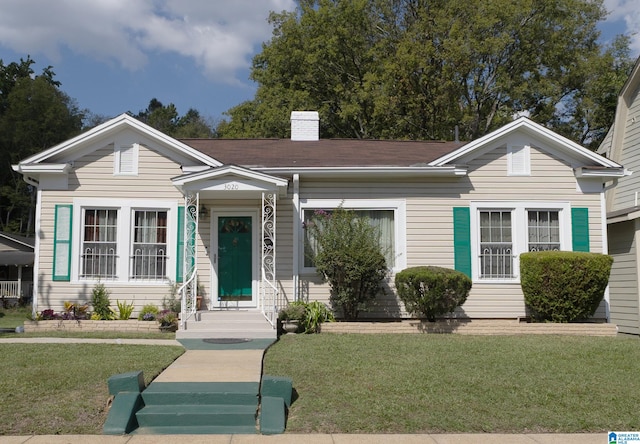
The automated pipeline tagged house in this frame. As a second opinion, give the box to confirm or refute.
[598,57,640,335]
[12,111,624,329]
[0,231,34,307]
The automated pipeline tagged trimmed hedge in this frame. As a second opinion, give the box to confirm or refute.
[395,266,471,321]
[520,251,613,322]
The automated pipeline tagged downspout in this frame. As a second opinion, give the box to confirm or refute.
[32,188,42,319]
[293,174,300,302]
[601,191,610,322]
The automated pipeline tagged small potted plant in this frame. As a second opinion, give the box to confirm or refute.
[278,304,306,333]
[157,309,179,332]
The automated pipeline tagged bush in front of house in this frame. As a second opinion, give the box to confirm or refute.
[520,251,613,322]
[138,304,160,321]
[395,266,471,321]
[91,282,114,320]
[306,207,388,320]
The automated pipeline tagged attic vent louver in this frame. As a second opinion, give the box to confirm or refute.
[291,111,319,141]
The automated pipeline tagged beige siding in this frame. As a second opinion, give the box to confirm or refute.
[608,220,640,334]
[36,143,188,315]
[611,84,640,213]
[293,144,606,319]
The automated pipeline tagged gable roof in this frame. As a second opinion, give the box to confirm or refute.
[430,117,622,170]
[16,113,221,169]
[181,138,464,168]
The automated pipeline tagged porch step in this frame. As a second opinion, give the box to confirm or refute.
[177,310,276,340]
[132,381,259,435]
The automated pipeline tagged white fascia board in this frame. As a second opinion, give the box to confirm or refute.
[172,164,289,187]
[19,113,221,168]
[254,166,467,178]
[13,163,72,174]
[430,117,622,169]
[573,167,630,179]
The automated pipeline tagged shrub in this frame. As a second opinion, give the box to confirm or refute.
[115,300,135,320]
[395,266,471,321]
[520,251,613,322]
[162,280,181,313]
[306,207,388,319]
[91,282,114,320]
[62,301,89,320]
[138,304,160,321]
[279,301,335,333]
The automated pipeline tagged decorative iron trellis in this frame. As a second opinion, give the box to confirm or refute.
[179,192,198,329]
[261,192,279,326]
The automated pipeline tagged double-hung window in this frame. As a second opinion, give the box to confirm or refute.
[300,199,406,272]
[471,202,569,282]
[131,210,168,280]
[81,209,118,279]
[71,199,177,283]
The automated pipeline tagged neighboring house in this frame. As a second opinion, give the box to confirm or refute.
[598,57,640,334]
[0,231,34,306]
[13,112,623,327]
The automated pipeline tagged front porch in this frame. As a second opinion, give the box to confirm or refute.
[172,165,289,336]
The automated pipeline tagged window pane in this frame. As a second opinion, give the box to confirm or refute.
[81,209,118,278]
[479,210,513,278]
[528,210,560,252]
[131,210,168,280]
[303,208,395,268]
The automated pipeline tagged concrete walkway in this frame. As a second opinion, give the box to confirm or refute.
[0,433,610,443]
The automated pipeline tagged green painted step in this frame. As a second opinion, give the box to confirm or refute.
[132,425,258,435]
[136,404,257,428]
[142,382,259,406]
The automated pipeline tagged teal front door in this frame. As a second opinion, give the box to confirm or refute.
[217,216,253,301]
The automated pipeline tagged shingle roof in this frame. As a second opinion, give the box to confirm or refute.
[180,139,465,168]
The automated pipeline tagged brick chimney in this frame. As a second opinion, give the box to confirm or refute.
[290,111,319,141]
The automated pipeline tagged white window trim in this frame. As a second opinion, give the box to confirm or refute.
[299,199,406,274]
[507,144,531,176]
[71,198,178,284]
[114,143,139,176]
[470,201,571,284]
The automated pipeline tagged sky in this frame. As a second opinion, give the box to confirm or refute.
[0,0,638,126]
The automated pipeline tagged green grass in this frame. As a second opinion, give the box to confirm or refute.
[0,305,31,329]
[0,343,184,435]
[263,334,640,433]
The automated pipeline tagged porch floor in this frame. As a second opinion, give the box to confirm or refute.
[176,309,277,340]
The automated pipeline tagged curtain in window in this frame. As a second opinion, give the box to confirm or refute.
[303,209,395,268]
[528,210,560,251]
[81,209,118,278]
[479,210,513,278]
[132,210,168,280]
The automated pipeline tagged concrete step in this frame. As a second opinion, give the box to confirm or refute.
[133,425,258,435]
[142,382,259,406]
[136,404,257,428]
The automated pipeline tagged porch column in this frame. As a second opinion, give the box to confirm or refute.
[261,191,279,326]
[180,191,199,328]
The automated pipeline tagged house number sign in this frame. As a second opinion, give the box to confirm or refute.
[224,182,240,190]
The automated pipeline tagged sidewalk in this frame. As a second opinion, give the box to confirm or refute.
[0,433,608,443]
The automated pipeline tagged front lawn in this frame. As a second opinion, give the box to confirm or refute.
[0,343,183,435]
[263,334,640,433]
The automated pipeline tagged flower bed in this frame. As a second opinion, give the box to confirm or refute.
[23,319,162,333]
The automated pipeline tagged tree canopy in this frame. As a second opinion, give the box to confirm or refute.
[218,0,633,147]
[0,56,84,234]
[135,99,217,138]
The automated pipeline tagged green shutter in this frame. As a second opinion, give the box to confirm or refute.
[453,207,472,278]
[176,206,185,282]
[571,207,590,252]
[53,204,73,281]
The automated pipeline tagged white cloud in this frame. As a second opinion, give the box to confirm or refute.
[603,0,640,55]
[0,0,295,84]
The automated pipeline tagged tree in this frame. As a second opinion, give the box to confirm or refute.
[0,59,84,234]
[135,99,216,138]
[218,0,631,146]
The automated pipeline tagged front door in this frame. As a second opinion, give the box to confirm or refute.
[213,212,257,307]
